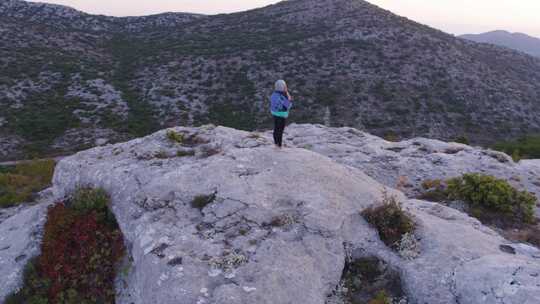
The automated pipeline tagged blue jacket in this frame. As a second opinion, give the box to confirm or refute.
[270,91,292,118]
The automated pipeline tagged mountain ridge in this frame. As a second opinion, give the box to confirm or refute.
[460,30,540,58]
[0,0,205,32]
[2,0,540,161]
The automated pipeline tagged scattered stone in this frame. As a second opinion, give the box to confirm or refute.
[499,244,517,255]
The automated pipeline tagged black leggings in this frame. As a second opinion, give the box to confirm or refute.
[273,116,286,147]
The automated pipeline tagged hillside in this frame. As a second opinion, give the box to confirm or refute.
[2,0,540,161]
[1,124,540,303]
[461,30,540,58]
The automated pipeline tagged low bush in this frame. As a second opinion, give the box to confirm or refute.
[9,88,80,147]
[5,188,125,304]
[369,291,391,304]
[454,135,470,145]
[166,130,184,143]
[0,165,14,174]
[447,173,536,225]
[418,179,447,202]
[362,192,415,249]
[493,135,540,161]
[383,132,400,142]
[0,159,55,208]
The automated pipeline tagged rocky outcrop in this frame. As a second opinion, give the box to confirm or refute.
[284,124,540,209]
[0,191,54,301]
[1,124,540,303]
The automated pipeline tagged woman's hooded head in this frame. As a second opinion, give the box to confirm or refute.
[275,80,287,92]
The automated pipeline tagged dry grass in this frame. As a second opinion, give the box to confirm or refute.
[0,159,55,208]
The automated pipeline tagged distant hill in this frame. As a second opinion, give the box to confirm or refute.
[2,0,540,161]
[460,30,540,57]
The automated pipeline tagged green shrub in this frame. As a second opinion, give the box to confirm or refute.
[454,135,470,145]
[70,187,110,210]
[383,132,400,142]
[166,130,184,143]
[361,192,415,249]
[7,84,80,154]
[0,165,14,174]
[0,159,55,208]
[369,290,392,304]
[447,173,536,224]
[493,135,540,161]
[7,188,125,303]
[418,179,448,202]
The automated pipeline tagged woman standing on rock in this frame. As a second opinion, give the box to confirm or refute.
[270,80,293,148]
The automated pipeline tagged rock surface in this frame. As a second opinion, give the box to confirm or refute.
[1,124,539,303]
[0,191,54,302]
[283,124,540,215]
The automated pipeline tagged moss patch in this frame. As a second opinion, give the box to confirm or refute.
[191,193,217,210]
[6,188,125,303]
[333,256,405,304]
[176,149,196,157]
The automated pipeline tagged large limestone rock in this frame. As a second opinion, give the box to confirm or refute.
[1,124,539,303]
[283,124,540,214]
[0,192,53,302]
[51,125,392,303]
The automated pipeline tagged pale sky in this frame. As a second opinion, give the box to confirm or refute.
[28,0,540,37]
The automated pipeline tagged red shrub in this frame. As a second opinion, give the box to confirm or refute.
[38,202,125,302]
[3,188,126,303]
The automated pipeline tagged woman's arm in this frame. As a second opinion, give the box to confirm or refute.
[281,94,292,110]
